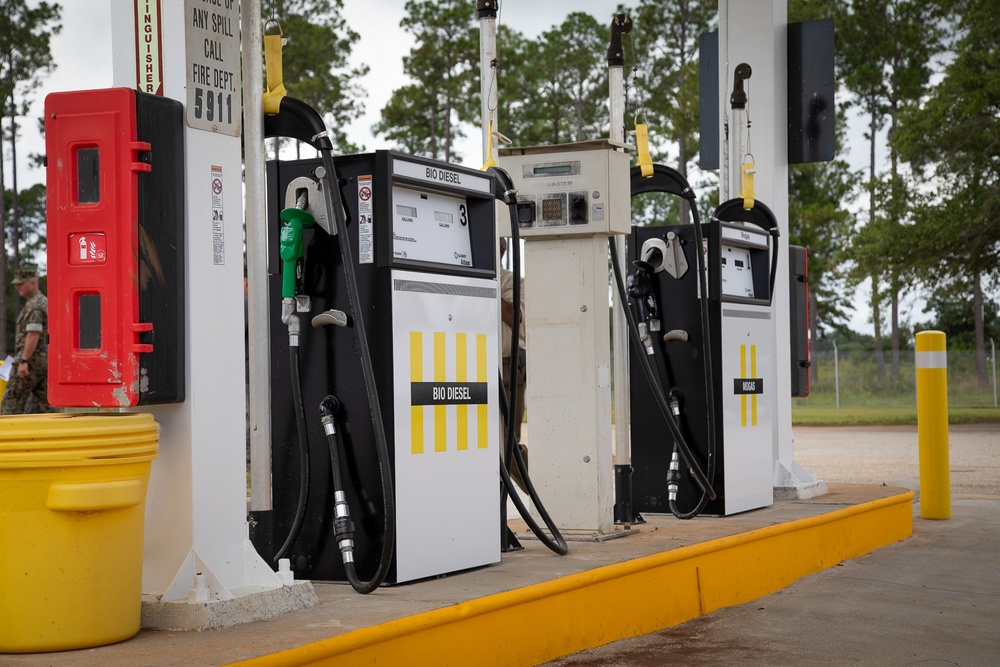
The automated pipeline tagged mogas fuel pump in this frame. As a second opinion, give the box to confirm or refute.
[252,150,502,585]
[627,186,780,516]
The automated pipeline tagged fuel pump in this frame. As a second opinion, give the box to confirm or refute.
[627,185,779,517]
[250,95,505,587]
[612,165,718,520]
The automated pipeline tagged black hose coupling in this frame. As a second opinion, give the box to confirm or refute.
[667,451,681,502]
[319,395,341,434]
[333,490,357,565]
[486,166,518,205]
[668,388,683,417]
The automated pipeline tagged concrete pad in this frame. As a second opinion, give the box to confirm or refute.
[543,497,1000,667]
[2,484,911,666]
[141,581,320,632]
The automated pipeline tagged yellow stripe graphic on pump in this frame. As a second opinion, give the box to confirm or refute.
[409,331,491,454]
[739,344,760,427]
[434,333,447,452]
[477,334,488,449]
[410,331,424,454]
[456,334,468,451]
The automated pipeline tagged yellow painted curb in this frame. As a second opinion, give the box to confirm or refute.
[234,491,914,667]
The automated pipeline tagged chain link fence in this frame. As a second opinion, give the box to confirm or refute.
[794,346,999,409]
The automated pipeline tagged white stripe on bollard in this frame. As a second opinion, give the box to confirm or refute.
[915,351,947,369]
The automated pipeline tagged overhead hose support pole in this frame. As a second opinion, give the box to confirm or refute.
[266,95,396,593]
[477,0,499,169]
[607,11,641,526]
[729,63,752,208]
[489,165,568,556]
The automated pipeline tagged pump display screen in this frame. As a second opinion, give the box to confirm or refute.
[391,186,473,268]
[533,164,574,176]
[721,245,756,298]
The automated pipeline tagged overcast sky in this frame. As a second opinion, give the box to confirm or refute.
[20,0,903,332]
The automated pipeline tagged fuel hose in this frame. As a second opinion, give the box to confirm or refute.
[489,165,568,556]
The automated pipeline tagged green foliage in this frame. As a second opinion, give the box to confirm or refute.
[920,280,1000,351]
[835,0,949,373]
[893,0,1000,287]
[373,0,479,162]
[788,150,859,333]
[0,0,62,356]
[2,182,44,350]
[0,0,62,117]
[3,183,44,263]
[268,0,368,153]
[630,191,680,227]
[631,0,714,173]
[791,406,1000,425]
[505,13,610,146]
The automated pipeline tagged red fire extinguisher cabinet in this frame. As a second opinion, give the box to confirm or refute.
[45,88,185,407]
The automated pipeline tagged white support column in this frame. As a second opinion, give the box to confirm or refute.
[111,0,316,627]
[718,0,826,498]
[524,237,615,533]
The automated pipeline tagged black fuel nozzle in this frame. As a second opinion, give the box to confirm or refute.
[627,260,661,355]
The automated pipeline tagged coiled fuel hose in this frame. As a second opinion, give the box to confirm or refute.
[489,166,568,556]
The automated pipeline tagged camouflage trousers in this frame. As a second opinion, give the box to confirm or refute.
[1,359,52,415]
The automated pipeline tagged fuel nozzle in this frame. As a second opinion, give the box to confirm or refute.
[279,207,315,347]
[626,259,661,355]
[279,207,315,299]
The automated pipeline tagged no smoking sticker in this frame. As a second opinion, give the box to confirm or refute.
[212,165,225,265]
[358,175,374,264]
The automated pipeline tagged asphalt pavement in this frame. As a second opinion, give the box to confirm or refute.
[544,424,1000,667]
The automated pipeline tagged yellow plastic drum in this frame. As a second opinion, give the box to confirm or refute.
[0,413,159,653]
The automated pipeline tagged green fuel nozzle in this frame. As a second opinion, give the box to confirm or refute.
[279,207,316,298]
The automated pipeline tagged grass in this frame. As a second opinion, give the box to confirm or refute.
[792,406,1000,426]
[790,349,999,425]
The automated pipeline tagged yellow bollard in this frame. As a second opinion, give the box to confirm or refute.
[915,330,950,519]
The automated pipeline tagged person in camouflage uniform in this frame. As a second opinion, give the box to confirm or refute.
[2,268,52,414]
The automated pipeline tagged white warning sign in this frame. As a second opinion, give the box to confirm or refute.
[358,174,374,264]
[211,164,225,265]
[185,0,242,136]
